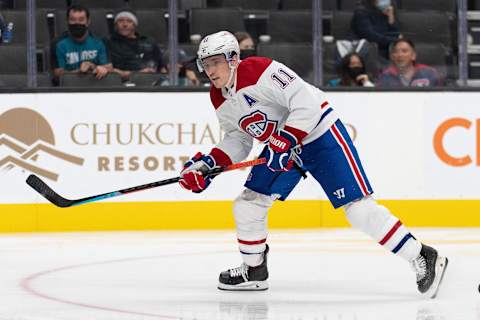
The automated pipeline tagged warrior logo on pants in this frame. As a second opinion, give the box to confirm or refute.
[333,188,345,199]
[239,111,277,142]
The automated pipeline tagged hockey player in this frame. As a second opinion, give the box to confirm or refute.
[178,31,448,298]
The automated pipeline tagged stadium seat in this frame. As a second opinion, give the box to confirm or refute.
[69,0,127,9]
[282,0,337,11]
[135,10,168,44]
[36,9,56,45]
[221,0,279,10]
[127,0,169,9]
[13,0,68,9]
[267,11,312,42]
[190,8,245,38]
[129,72,167,86]
[0,73,52,87]
[471,0,480,10]
[414,43,449,67]
[55,9,111,39]
[37,73,53,86]
[60,73,123,87]
[0,45,27,73]
[399,0,456,12]
[339,0,361,11]
[257,43,312,78]
[331,10,354,40]
[128,0,205,10]
[179,0,206,10]
[414,42,450,79]
[397,11,452,47]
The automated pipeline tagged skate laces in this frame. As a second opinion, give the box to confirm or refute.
[229,263,249,281]
[411,254,427,282]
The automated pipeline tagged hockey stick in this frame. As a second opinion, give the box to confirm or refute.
[26,158,266,208]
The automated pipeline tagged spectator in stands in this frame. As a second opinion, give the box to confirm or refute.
[107,9,164,82]
[234,31,256,59]
[351,0,400,60]
[377,38,443,87]
[328,52,374,87]
[159,49,200,86]
[52,4,111,80]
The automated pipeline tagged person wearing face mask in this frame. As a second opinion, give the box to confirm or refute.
[377,38,443,87]
[51,4,112,82]
[234,32,257,60]
[351,0,400,61]
[328,52,374,87]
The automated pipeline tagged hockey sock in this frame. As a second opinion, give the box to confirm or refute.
[344,196,421,261]
[233,189,273,266]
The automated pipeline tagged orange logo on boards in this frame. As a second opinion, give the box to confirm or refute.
[433,117,480,167]
[0,108,84,181]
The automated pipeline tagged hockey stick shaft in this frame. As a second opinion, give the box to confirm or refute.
[26,158,266,208]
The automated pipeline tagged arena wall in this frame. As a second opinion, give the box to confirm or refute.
[1,91,479,232]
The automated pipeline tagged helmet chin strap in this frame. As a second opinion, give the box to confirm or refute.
[222,53,238,89]
[224,63,236,88]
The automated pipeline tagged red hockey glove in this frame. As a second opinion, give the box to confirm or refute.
[179,153,216,193]
[179,148,232,193]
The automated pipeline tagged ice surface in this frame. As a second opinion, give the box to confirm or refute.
[0,228,478,320]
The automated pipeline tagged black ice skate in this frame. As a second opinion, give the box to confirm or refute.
[218,244,269,291]
[411,244,448,299]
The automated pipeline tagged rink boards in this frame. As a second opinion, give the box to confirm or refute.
[0,91,479,232]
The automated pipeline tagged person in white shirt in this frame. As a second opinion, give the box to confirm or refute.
[178,31,447,297]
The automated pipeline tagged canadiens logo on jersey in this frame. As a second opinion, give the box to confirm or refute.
[239,110,277,142]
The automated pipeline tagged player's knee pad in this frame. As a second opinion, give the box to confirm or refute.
[344,196,398,242]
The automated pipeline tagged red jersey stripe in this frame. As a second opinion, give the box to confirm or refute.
[331,124,369,195]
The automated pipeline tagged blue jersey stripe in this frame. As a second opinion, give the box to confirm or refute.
[318,107,333,125]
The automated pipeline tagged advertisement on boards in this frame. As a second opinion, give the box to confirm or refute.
[1,91,480,204]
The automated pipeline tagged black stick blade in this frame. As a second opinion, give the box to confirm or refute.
[26,174,73,208]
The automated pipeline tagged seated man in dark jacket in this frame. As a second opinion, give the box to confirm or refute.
[107,9,163,81]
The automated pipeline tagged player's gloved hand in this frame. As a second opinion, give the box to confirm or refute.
[179,152,217,193]
[265,129,302,172]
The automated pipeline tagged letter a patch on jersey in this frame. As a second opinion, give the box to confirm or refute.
[243,94,257,107]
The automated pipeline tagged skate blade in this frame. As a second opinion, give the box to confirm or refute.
[423,256,448,299]
[218,280,269,291]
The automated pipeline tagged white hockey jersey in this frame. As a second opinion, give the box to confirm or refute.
[209,57,339,165]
